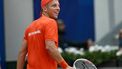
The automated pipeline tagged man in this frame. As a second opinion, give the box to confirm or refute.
[116,29,122,56]
[17,0,74,69]
[57,19,67,50]
[0,53,1,69]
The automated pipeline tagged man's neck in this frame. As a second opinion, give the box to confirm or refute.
[42,12,49,17]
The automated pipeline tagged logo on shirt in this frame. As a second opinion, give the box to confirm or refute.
[28,30,41,36]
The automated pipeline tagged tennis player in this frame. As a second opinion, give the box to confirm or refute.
[17,0,74,69]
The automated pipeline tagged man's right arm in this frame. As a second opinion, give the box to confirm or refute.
[45,40,74,69]
[17,39,27,69]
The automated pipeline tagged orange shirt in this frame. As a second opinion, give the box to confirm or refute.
[24,15,58,69]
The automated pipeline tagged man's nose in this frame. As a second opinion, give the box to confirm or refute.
[56,6,60,11]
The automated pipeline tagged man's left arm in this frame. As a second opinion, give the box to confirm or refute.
[17,39,27,69]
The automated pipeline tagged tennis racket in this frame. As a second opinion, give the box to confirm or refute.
[73,58,97,69]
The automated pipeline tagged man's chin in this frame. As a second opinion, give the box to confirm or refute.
[50,16,58,20]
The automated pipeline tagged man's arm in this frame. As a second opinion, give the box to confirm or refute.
[17,39,27,69]
[45,40,74,69]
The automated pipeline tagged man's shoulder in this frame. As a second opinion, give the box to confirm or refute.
[41,16,57,24]
[24,19,38,31]
[26,16,57,29]
[28,18,43,27]
[31,16,56,25]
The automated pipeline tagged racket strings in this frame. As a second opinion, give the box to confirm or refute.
[75,60,86,69]
[74,60,97,69]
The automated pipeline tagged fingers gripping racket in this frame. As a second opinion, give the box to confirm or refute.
[73,58,97,69]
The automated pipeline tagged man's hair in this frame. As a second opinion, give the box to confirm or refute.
[41,0,52,8]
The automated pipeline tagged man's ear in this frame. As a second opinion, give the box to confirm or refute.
[42,7,48,12]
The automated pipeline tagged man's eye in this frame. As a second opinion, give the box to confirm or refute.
[52,4,57,7]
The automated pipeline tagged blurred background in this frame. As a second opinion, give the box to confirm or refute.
[0,0,122,69]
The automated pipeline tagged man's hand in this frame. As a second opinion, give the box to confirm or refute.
[66,66,75,69]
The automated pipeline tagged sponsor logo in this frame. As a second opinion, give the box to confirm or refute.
[28,30,41,36]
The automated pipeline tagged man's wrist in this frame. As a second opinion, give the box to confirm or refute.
[59,59,69,69]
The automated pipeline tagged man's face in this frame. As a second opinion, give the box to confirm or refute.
[46,0,60,19]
